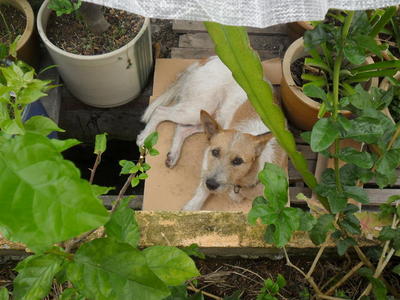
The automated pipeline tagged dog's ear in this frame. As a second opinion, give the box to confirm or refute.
[200,110,221,140]
[254,132,273,155]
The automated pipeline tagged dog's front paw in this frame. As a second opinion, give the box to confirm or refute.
[182,202,200,211]
[165,152,178,169]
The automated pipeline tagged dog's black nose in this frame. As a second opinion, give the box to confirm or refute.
[206,178,220,190]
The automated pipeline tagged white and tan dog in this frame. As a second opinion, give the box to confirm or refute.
[137,56,286,210]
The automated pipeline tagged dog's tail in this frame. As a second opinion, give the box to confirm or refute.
[141,63,198,123]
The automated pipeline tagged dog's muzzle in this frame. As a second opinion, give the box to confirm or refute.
[205,178,220,190]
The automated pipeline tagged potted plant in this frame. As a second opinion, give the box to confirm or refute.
[281,10,399,130]
[0,0,38,67]
[37,0,153,107]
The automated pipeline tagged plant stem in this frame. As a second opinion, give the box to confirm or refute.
[187,284,222,300]
[325,261,364,296]
[307,244,326,278]
[0,7,11,40]
[89,153,102,184]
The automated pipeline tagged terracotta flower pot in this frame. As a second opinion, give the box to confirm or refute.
[287,21,313,40]
[37,0,153,108]
[281,37,379,131]
[0,0,38,67]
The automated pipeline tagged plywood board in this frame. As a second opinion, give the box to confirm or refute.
[143,58,286,211]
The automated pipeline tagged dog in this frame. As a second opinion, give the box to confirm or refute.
[137,56,286,210]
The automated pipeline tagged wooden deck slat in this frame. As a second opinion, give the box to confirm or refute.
[172,20,289,35]
[171,47,284,60]
[179,33,290,53]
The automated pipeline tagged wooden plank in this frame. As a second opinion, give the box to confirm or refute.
[289,160,317,182]
[179,33,290,53]
[171,47,283,60]
[173,20,289,35]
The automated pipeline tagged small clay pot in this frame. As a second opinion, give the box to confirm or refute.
[287,21,313,41]
[281,37,379,131]
[0,0,38,67]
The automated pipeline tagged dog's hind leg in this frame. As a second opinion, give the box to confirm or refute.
[166,124,203,168]
[137,105,206,146]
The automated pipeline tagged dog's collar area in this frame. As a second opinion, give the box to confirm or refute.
[233,180,260,193]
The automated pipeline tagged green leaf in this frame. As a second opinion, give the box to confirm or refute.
[24,116,64,136]
[258,163,288,209]
[119,160,138,175]
[59,288,85,300]
[344,41,366,65]
[247,197,269,225]
[309,214,335,245]
[94,133,107,154]
[143,246,199,286]
[138,173,148,180]
[149,148,160,156]
[304,25,330,49]
[343,185,369,204]
[303,84,327,101]
[0,288,9,300]
[353,35,385,58]
[1,119,25,135]
[144,132,159,149]
[300,131,311,144]
[336,237,357,256]
[376,149,400,176]
[392,265,400,275]
[181,244,205,259]
[67,238,170,300]
[105,197,140,248]
[310,118,339,152]
[276,274,286,289]
[337,147,373,169]
[0,133,109,252]
[131,177,140,187]
[298,210,316,231]
[204,22,320,207]
[14,253,65,300]
[50,138,81,152]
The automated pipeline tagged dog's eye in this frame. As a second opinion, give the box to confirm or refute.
[211,148,220,157]
[232,157,244,166]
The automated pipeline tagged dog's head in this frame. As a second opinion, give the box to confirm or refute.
[200,110,272,193]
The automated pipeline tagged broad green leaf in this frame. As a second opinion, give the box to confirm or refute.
[350,11,371,35]
[149,148,160,156]
[143,246,199,286]
[18,80,51,104]
[204,22,321,207]
[0,133,109,252]
[119,160,139,175]
[303,25,330,49]
[14,253,65,300]
[303,84,327,101]
[371,277,387,300]
[298,210,316,231]
[144,132,159,149]
[337,147,373,169]
[247,196,269,225]
[94,133,107,154]
[24,116,64,136]
[336,237,357,256]
[310,118,339,152]
[343,185,369,204]
[105,197,140,248]
[50,138,81,152]
[258,163,288,208]
[353,35,385,58]
[67,238,170,300]
[59,288,85,300]
[181,243,205,259]
[0,288,8,300]
[131,177,140,187]
[309,214,335,245]
[344,42,365,65]
[276,274,286,289]
[375,149,400,176]
[1,119,25,135]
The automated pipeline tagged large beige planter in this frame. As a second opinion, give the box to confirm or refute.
[281,37,379,131]
[37,0,153,108]
[1,0,38,67]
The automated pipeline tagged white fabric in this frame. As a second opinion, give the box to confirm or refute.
[84,0,400,28]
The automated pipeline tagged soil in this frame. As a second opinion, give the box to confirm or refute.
[46,7,145,55]
[0,4,26,45]
[290,57,307,88]
[1,253,399,299]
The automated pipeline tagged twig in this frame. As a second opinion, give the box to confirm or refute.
[187,284,222,300]
[89,153,102,184]
[223,263,265,281]
[307,244,326,278]
[325,262,364,296]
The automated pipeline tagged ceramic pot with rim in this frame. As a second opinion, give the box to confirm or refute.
[0,0,38,67]
[280,37,379,131]
[37,0,153,108]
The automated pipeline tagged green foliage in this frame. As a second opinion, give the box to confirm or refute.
[94,132,108,154]
[256,274,286,300]
[163,285,204,300]
[248,163,315,247]
[104,197,140,248]
[181,243,205,259]
[0,132,109,252]
[0,288,9,300]
[13,252,66,300]
[48,0,81,16]
[358,267,387,300]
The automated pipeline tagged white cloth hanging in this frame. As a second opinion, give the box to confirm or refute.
[83,0,400,28]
